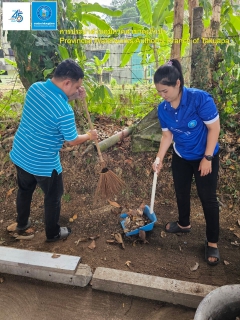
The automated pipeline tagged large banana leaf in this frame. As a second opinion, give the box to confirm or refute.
[120,42,141,67]
[229,15,240,31]
[152,0,171,27]
[81,13,113,30]
[58,45,70,60]
[136,0,152,26]
[81,3,122,17]
[101,49,110,65]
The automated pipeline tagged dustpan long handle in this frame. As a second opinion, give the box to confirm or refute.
[150,172,158,214]
[82,98,104,164]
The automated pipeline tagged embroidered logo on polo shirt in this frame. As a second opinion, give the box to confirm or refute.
[188,120,197,128]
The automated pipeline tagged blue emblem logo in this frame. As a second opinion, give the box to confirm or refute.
[37,6,52,21]
[32,2,57,30]
[188,120,197,128]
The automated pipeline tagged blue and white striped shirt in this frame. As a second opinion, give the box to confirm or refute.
[10,79,78,176]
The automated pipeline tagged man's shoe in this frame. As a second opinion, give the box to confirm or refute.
[16,219,31,232]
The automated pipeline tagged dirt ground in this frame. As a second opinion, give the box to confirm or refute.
[0,115,240,288]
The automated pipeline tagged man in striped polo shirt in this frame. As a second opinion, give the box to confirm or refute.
[10,59,97,242]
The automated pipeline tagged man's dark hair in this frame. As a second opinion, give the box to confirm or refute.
[154,59,184,92]
[53,59,84,81]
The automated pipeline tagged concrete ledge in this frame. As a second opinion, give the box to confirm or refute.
[92,267,218,308]
[0,247,92,287]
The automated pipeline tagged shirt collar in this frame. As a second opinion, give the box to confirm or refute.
[45,79,68,101]
[164,86,187,110]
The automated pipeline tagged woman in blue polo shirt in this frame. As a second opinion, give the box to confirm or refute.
[153,59,220,266]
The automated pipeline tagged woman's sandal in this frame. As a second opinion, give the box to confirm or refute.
[205,240,220,266]
[46,227,72,242]
[165,221,191,233]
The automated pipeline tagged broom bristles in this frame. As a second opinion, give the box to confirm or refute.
[94,169,125,200]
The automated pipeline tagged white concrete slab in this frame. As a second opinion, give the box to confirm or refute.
[0,247,80,274]
[92,267,218,309]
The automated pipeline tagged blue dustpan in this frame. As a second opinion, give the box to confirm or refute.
[120,168,158,236]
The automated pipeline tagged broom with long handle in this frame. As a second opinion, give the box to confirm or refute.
[82,98,125,200]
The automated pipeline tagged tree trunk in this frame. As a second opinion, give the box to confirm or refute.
[171,0,184,60]
[186,0,199,86]
[190,7,205,88]
[202,0,223,88]
[188,0,199,38]
[203,0,222,38]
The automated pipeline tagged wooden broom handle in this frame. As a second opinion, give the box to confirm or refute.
[82,99,104,164]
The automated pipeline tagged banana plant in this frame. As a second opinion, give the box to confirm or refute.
[86,50,113,85]
[119,0,174,69]
[84,49,113,105]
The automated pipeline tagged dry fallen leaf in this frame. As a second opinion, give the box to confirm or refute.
[114,233,125,249]
[88,240,96,250]
[231,241,240,246]
[238,220,240,227]
[124,159,133,165]
[0,240,5,245]
[107,200,121,208]
[114,233,123,243]
[224,260,230,265]
[6,188,16,198]
[0,220,3,224]
[72,214,78,220]
[15,234,34,240]
[7,222,17,232]
[0,277,4,284]
[190,262,199,271]
[74,238,88,245]
[125,260,131,267]
[69,218,74,222]
[229,227,235,231]
[52,253,61,258]
[89,235,100,240]
[234,232,240,239]
[106,240,116,244]
[25,228,34,234]
[161,231,166,238]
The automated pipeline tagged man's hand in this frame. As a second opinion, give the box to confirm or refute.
[86,129,98,141]
[68,87,86,102]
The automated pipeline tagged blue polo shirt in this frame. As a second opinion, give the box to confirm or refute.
[10,79,78,176]
[158,87,219,160]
